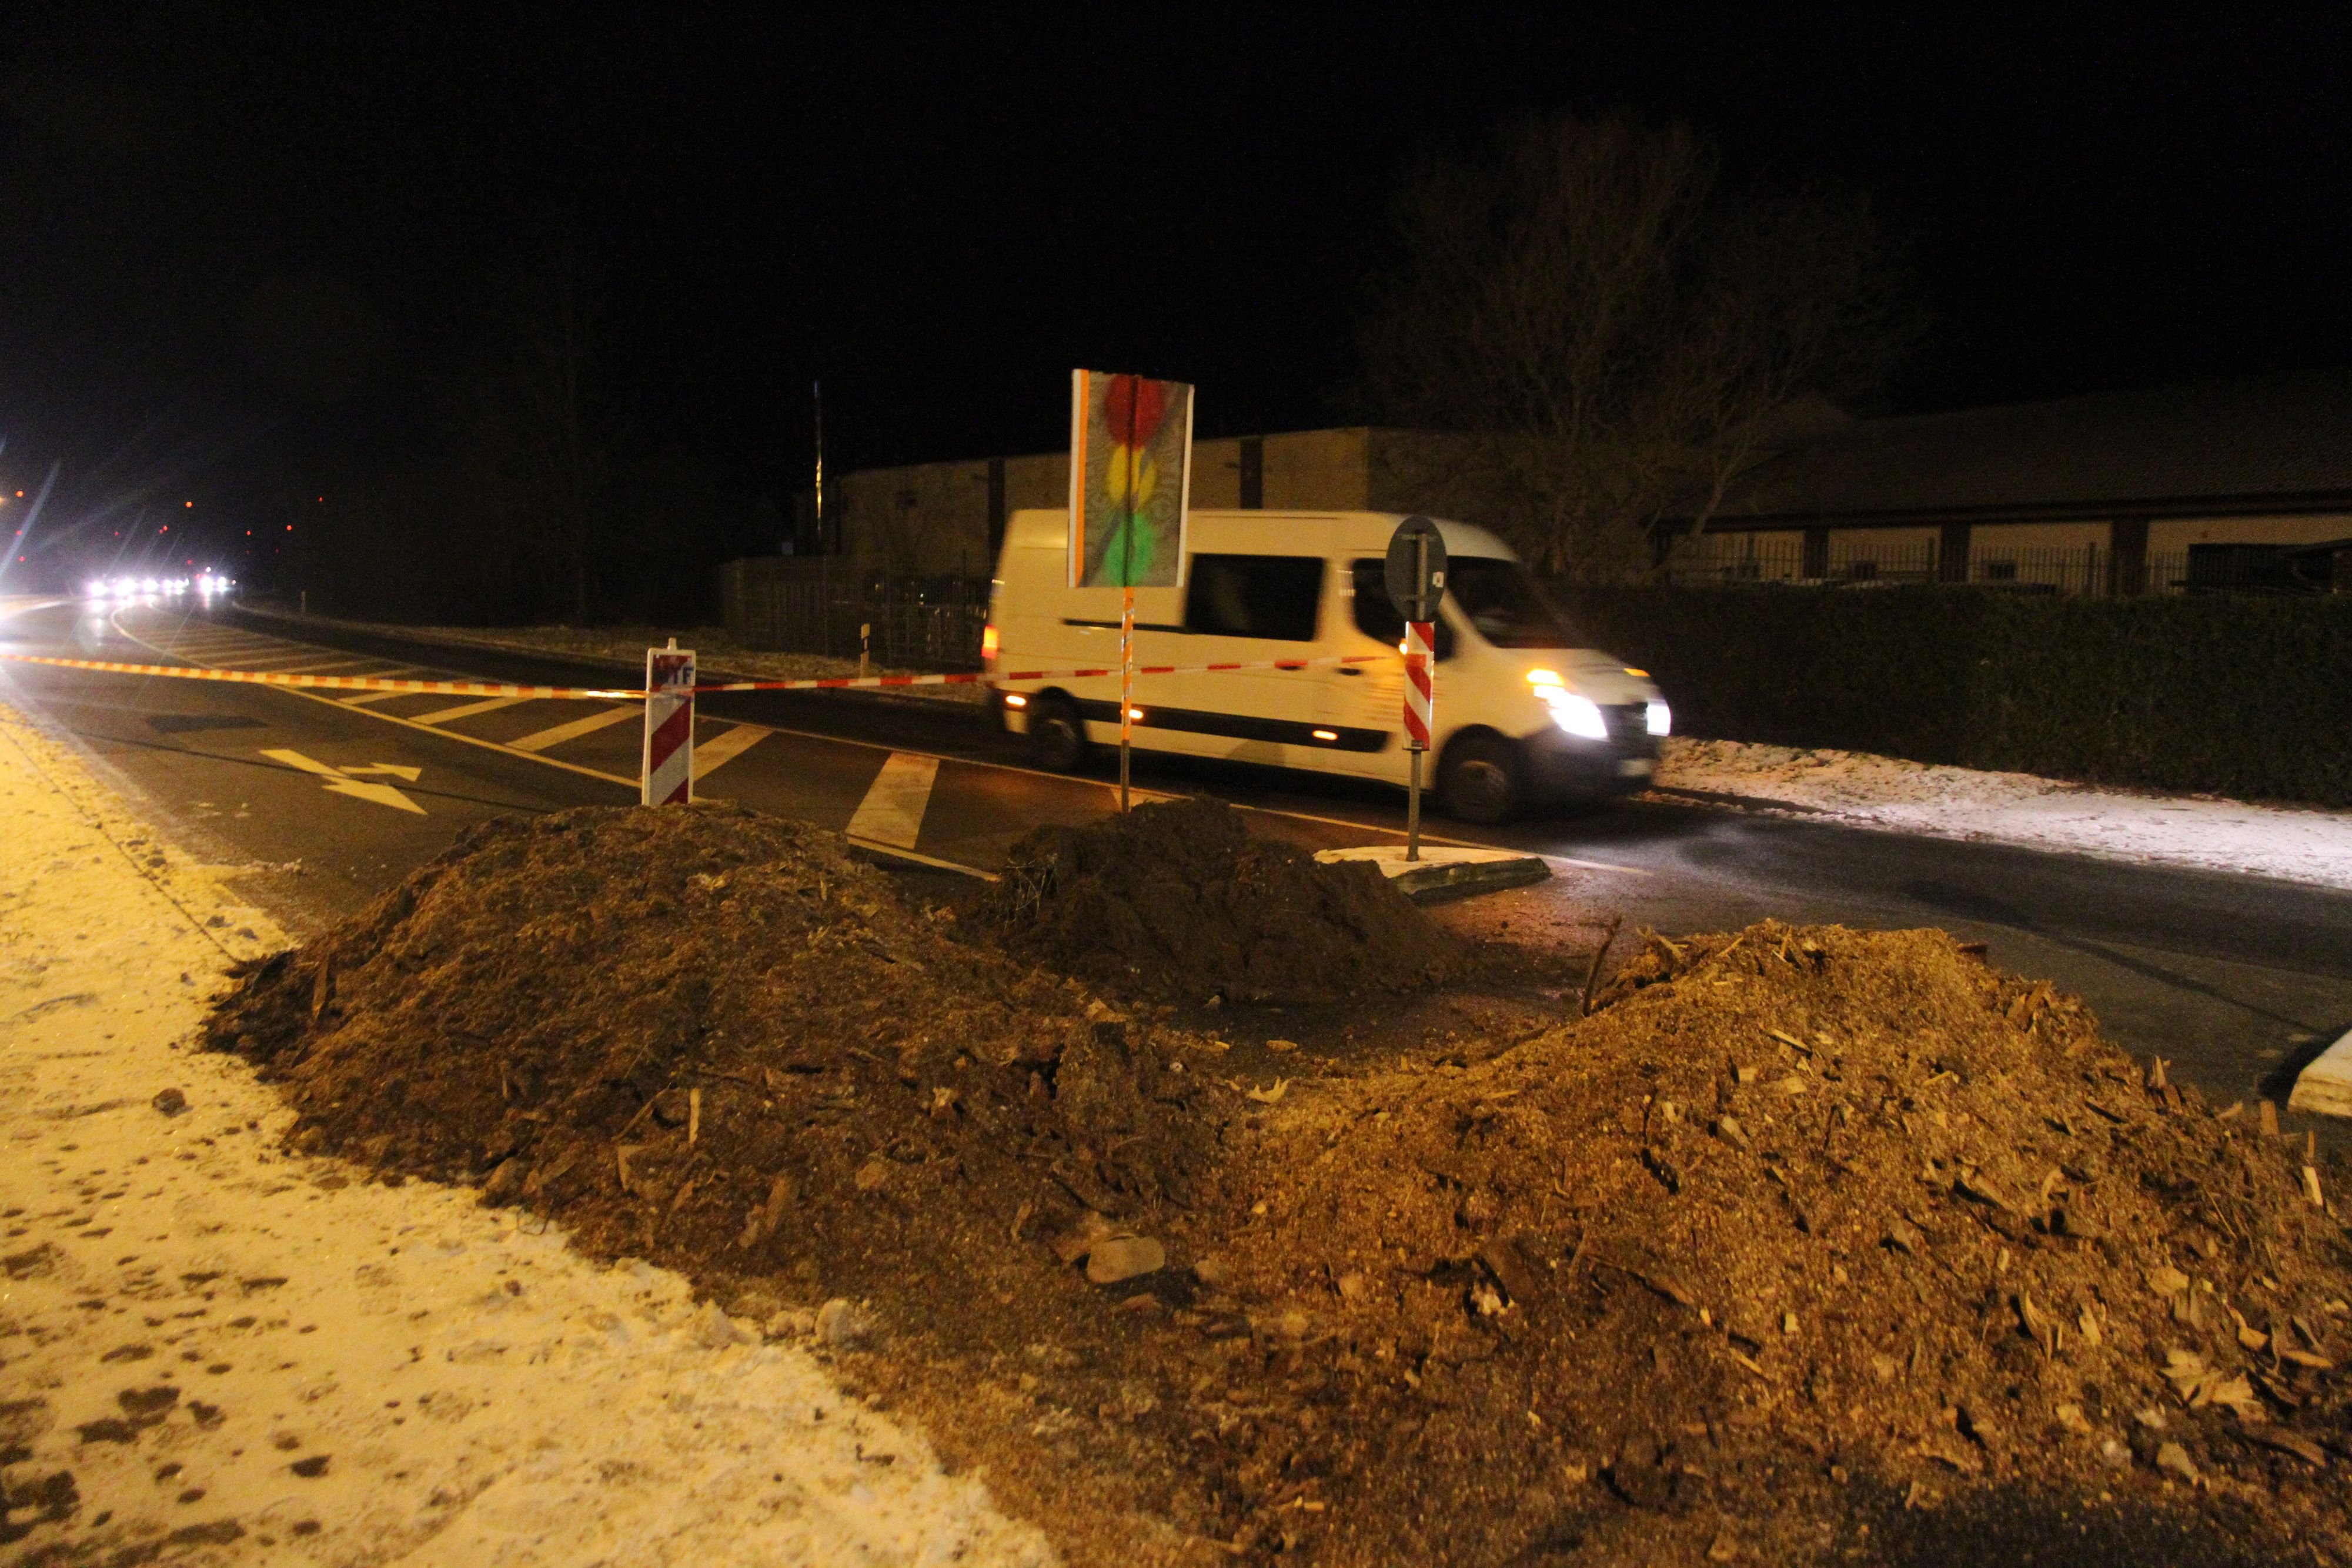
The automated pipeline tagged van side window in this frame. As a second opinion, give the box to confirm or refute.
[1185,554,1323,641]
[1348,559,1455,658]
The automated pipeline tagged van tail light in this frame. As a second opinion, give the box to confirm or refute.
[981,623,999,662]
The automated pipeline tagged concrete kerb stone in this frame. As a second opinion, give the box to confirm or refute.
[2287,1026,2352,1119]
[1314,844,1552,905]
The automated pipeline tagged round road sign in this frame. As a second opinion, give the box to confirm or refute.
[1384,515,1448,622]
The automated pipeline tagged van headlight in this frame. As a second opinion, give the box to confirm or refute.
[1546,692,1609,740]
[1647,700,1672,737]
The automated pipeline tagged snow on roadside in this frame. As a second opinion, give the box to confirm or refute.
[0,700,1051,1566]
[1653,736,2352,891]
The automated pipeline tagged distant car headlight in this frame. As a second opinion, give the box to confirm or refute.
[1647,700,1672,737]
[1546,691,1609,740]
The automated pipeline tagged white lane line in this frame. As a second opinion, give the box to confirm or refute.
[409,694,539,725]
[170,634,287,654]
[151,631,262,649]
[258,656,381,673]
[510,705,639,753]
[336,691,413,707]
[690,722,770,781]
[217,651,347,670]
[844,751,940,850]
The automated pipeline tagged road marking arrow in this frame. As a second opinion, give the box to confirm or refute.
[260,748,427,814]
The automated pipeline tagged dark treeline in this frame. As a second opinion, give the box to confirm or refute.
[268,252,780,627]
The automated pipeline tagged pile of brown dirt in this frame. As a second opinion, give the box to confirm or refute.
[1178,922,2352,1563]
[205,803,1230,1362]
[977,797,1460,1004]
[203,805,2352,1567]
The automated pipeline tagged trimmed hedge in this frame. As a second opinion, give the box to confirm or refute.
[1549,586,2352,807]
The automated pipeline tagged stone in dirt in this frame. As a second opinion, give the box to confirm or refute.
[1083,1235,1164,1285]
[817,1298,875,1349]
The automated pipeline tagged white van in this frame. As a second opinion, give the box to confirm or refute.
[983,509,1669,823]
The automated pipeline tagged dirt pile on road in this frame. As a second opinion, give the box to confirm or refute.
[205,802,1232,1361]
[1181,922,2352,1563]
[978,797,1459,1004]
[203,805,2352,1566]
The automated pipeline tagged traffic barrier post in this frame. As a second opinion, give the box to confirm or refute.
[641,639,696,805]
[1404,620,1434,861]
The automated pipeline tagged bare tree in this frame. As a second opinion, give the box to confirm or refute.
[1359,113,1915,579]
[466,243,607,621]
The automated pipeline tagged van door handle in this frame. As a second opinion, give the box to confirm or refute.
[1336,666,1364,676]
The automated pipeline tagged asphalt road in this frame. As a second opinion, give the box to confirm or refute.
[5,593,2348,1146]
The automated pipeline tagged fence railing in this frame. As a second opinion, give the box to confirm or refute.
[720,560,990,668]
[1662,537,2199,597]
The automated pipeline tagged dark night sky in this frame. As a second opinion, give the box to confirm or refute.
[4,6,2350,574]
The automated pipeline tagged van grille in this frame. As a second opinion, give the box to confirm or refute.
[1611,704,1661,756]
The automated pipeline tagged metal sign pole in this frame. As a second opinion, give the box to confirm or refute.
[1119,586,1134,811]
[1117,381,1141,813]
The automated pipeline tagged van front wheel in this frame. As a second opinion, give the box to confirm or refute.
[1438,733,1524,824]
[1028,694,1091,773]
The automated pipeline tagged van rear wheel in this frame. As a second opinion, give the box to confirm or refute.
[1028,694,1091,773]
[1438,733,1524,824]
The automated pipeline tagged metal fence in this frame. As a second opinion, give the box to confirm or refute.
[720,560,990,669]
[1662,536,2197,596]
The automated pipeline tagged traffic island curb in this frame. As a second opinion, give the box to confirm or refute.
[1314,844,1552,905]
[2287,1026,2352,1118]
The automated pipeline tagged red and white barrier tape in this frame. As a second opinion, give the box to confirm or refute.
[700,650,1395,692]
[0,648,1400,698]
[0,653,643,699]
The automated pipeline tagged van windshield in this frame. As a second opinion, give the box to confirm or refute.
[1446,557,1578,648]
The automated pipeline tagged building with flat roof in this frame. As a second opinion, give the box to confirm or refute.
[809,427,1489,579]
[1668,367,2352,593]
[781,367,2351,595]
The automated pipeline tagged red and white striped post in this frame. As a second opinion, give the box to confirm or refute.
[641,638,696,805]
[1403,618,1434,861]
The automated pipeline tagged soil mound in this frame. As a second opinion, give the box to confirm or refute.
[202,807,2352,1566]
[978,797,1458,1004]
[205,802,1228,1353]
[1186,923,2352,1563]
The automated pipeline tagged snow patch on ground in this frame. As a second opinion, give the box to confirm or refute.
[1653,737,2352,891]
[0,700,1051,1566]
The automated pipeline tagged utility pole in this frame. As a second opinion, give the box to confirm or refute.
[812,379,826,554]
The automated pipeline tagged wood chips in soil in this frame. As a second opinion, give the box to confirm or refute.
[205,801,2352,1566]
